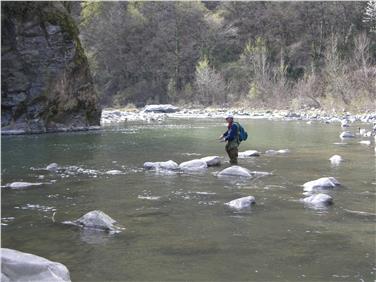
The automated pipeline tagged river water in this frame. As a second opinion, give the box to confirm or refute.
[1,118,375,281]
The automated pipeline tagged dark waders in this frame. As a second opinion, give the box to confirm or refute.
[225,122,240,165]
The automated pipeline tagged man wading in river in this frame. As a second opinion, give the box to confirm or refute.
[219,114,241,165]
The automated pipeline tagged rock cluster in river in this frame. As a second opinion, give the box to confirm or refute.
[1,2,101,135]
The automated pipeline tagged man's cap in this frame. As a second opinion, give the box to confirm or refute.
[225,113,234,119]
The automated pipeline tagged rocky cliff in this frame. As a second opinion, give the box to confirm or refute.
[1,2,101,134]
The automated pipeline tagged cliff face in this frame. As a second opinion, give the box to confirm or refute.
[1,2,101,134]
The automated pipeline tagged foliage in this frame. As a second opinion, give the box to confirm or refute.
[77,1,375,111]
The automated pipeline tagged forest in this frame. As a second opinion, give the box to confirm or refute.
[77,1,376,111]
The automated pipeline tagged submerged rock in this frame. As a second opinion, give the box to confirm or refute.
[62,210,123,233]
[340,131,355,139]
[200,156,221,166]
[217,166,252,178]
[303,177,340,192]
[5,182,44,189]
[143,160,179,171]
[179,159,207,171]
[329,155,342,165]
[265,149,290,155]
[1,248,71,282]
[302,193,333,207]
[225,196,256,209]
[238,150,260,158]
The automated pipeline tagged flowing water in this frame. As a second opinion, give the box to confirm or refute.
[1,118,375,281]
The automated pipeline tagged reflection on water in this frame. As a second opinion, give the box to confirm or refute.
[1,118,375,281]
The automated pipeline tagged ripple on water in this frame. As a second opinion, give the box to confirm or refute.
[14,204,56,212]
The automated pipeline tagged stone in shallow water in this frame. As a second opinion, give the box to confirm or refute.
[329,155,342,165]
[105,170,123,175]
[217,166,252,178]
[340,131,355,138]
[143,160,179,171]
[62,210,123,233]
[46,163,59,172]
[5,182,44,189]
[225,196,256,209]
[265,149,290,155]
[303,177,340,192]
[238,150,260,158]
[302,193,333,207]
[1,248,71,282]
[179,159,207,171]
[200,156,221,166]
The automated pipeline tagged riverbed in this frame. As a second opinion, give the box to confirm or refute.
[1,118,375,281]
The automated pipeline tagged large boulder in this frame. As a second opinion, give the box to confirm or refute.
[143,160,179,171]
[1,2,101,134]
[179,159,207,171]
[143,104,179,113]
[217,166,252,178]
[303,177,340,192]
[1,248,71,282]
[200,156,221,167]
[302,193,333,207]
[62,210,123,233]
[225,196,256,209]
[238,150,260,158]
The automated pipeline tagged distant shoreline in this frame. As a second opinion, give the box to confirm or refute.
[2,105,375,136]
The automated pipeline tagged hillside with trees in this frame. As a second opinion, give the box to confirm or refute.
[79,1,376,112]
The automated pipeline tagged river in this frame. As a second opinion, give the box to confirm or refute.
[1,118,375,281]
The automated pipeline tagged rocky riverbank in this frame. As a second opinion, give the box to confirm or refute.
[101,104,376,126]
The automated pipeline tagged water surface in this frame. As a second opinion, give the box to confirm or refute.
[1,118,375,281]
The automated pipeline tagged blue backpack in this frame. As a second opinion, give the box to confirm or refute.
[234,122,248,142]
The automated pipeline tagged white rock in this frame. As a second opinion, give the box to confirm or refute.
[238,150,260,158]
[265,149,290,155]
[63,210,122,232]
[46,163,59,172]
[217,166,252,178]
[143,160,179,170]
[6,182,44,189]
[329,155,342,165]
[302,193,333,207]
[225,196,256,209]
[341,120,350,128]
[359,140,371,146]
[179,159,208,171]
[105,170,123,175]
[303,177,340,192]
[1,248,71,282]
[200,156,221,166]
[340,131,355,138]
[250,171,272,177]
[143,104,179,113]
